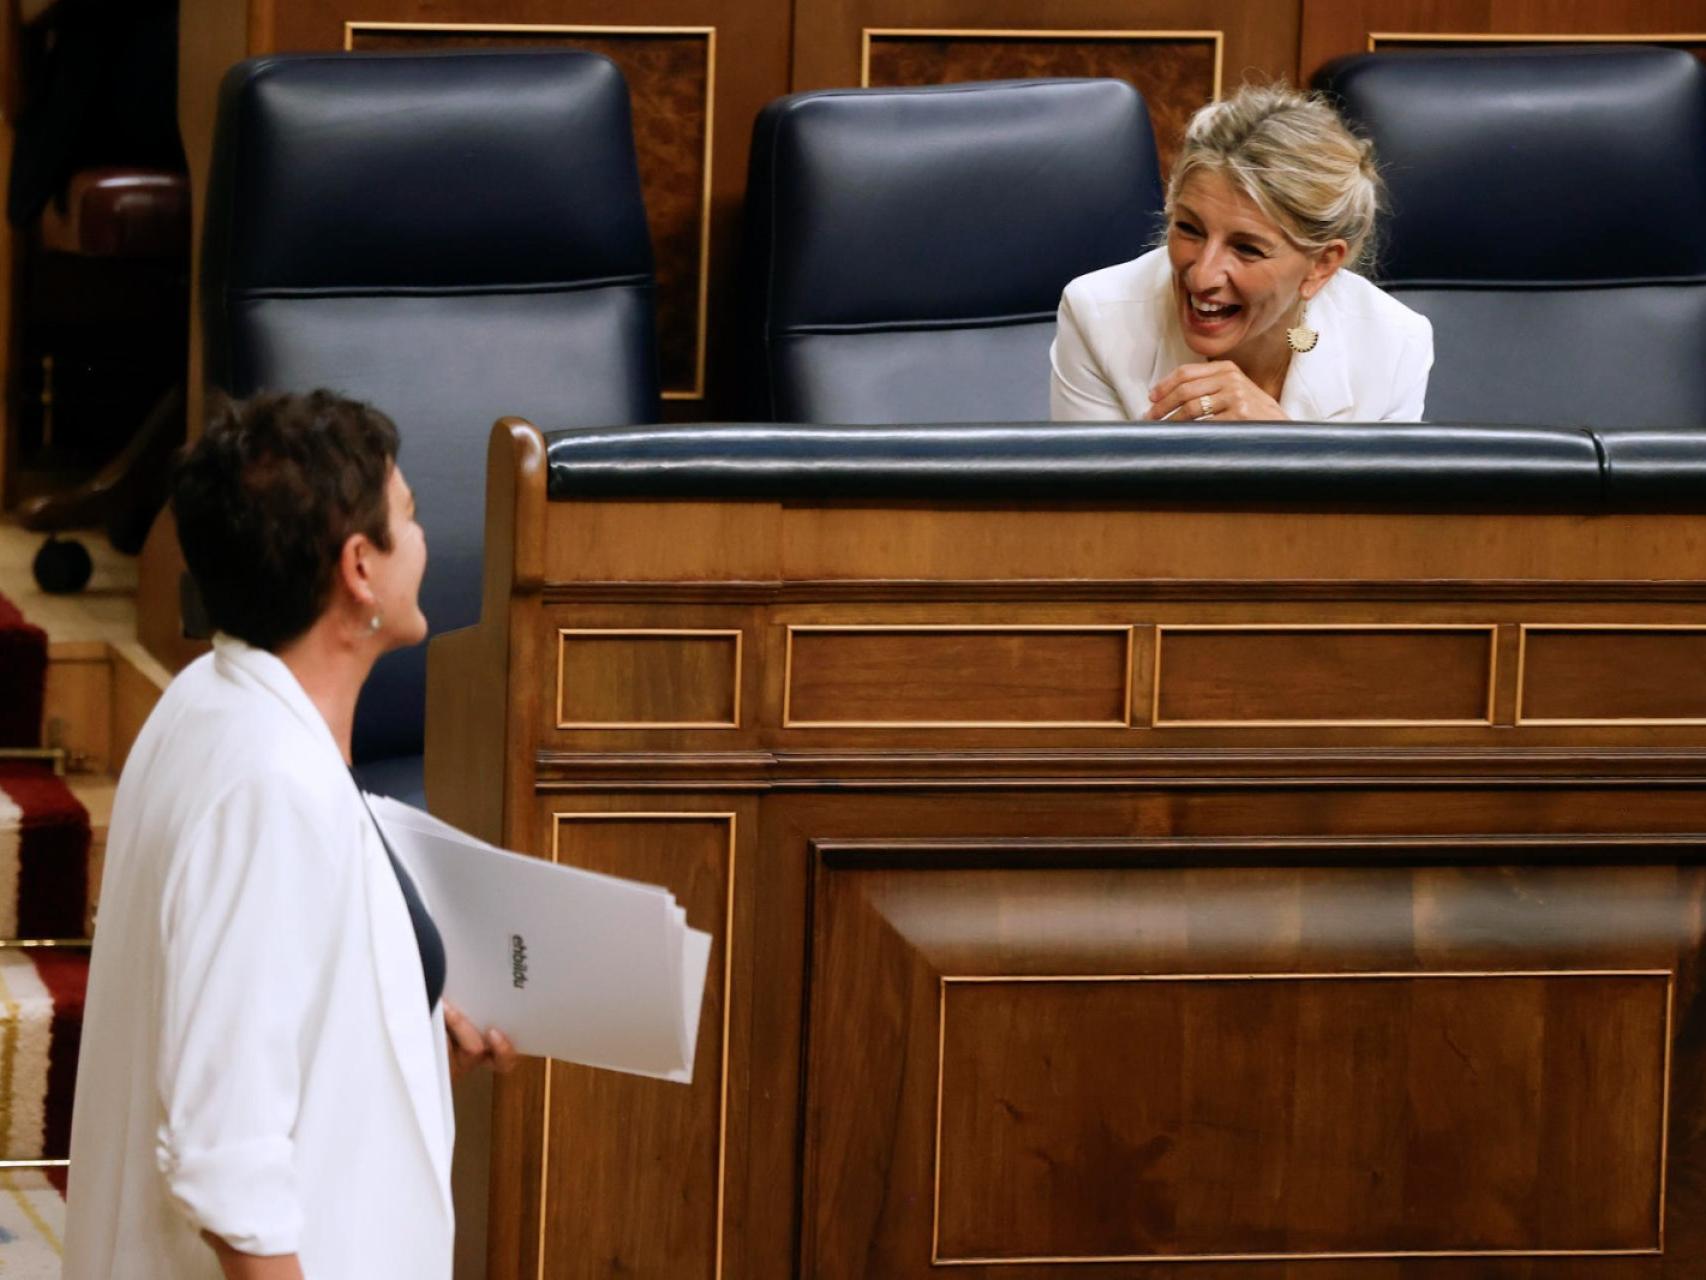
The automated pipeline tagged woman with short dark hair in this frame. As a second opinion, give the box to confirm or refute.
[63,389,513,1280]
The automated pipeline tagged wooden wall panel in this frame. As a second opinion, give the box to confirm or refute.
[784,624,1133,727]
[1301,0,1706,82]
[863,30,1219,172]
[1154,624,1496,727]
[555,627,742,727]
[543,811,737,1280]
[1519,626,1706,725]
[801,843,1697,1277]
[937,972,1667,1261]
[795,0,1299,153]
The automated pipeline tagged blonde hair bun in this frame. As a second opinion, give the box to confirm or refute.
[1169,83,1383,272]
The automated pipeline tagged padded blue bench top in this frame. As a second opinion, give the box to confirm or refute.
[541,422,1706,511]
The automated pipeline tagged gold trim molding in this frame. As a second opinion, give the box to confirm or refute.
[344,20,717,401]
[861,27,1225,101]
[1370,30,1706,51]
[933,968,1673,1265]
[1515,623,1706,726]
[783,624,1135,729]
[555,627,743,729]
[1152,623,1498,729]
[547,811,738,1280]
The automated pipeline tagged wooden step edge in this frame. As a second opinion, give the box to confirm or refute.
[43,638,169,780]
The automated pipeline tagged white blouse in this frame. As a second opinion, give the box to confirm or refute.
[1050,246,1435,423]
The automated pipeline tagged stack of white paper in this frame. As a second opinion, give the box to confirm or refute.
[368,797,712,1084]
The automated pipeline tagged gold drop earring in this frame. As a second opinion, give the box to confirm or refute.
[1286,299,1319,354]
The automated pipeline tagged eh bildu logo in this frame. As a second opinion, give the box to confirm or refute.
[510,934,529,989]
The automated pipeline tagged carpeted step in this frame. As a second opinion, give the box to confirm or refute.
[0,767,89,941]
[0,592,47,750]
[0,949,86,1163]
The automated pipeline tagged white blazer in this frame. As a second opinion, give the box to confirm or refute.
[1050,246,1434,423]
[63,637,454,1280]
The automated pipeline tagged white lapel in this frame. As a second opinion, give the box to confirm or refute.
[356,808,456,1219]
[211,636,455,1221]
[1144,282,1197,402]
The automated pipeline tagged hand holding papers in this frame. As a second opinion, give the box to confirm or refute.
[368,797,711,1084]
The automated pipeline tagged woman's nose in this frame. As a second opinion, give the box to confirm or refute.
[1186,243,1229,292]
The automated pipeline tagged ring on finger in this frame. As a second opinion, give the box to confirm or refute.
[1195,393,1215,420]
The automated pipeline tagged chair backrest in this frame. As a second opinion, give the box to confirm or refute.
[1318,45,1706,427]
[202,51,660,766]
[745,78,1163,424]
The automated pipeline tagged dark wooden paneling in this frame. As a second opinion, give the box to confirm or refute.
[785,625,1131,726]
[1521,627,1706,724]
[349,26,710,398]
[556,628,741,727]
[540,809,736,1279]
[1155,625,1494,725]
[865,32,1217,171]
[794,0,1300,143]
[1301,0,1706,82]
[801,844,1698,1277]
[937,972,1666,1261]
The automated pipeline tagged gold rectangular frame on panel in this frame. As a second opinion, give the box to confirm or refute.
[1370,31,1706,50]
[781,623,1136,729]
[555,627,744,729]
[860,27,1225,100]
[1515,623,1706,726]
[547,811,738,1280]
[343,21,717,401]
[932,969,1674,1265]
[1150,623,1499,729]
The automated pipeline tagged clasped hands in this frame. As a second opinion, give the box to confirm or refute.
[1145,360,1287,422]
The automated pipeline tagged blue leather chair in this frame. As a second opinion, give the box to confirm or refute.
[202,52,660,802]
[1317,45,1706,427]
[744,78,1163,423]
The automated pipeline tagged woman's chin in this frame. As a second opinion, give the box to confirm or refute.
[1183,333,1237,360]
[1179,312,1244,359]
[387,615,431,651]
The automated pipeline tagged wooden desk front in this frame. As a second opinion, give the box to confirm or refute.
[429,419,1706,1279]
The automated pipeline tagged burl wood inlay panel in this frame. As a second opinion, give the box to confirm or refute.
[1371,32,1706,51]
[547,813,734,1278]
[556,628,741,728]
[1520,626,1706,724]
[936,972,1669,1262]
[784,625,1132,727]
[865,32,1218,173]
[348,25,710,396]
[1155,625,1495,726]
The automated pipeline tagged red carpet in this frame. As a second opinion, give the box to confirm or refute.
[0,590,94,1275]
[0,592,46,750]
[0,767,88,941]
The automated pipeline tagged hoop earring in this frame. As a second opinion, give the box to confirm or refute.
[1286,301,1319,354]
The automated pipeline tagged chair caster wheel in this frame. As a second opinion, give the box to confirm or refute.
[32,536,93,595]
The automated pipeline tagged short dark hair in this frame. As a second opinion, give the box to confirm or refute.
[173,389,400,652]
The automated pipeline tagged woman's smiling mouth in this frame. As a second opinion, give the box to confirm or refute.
[1184,291,1242,333]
